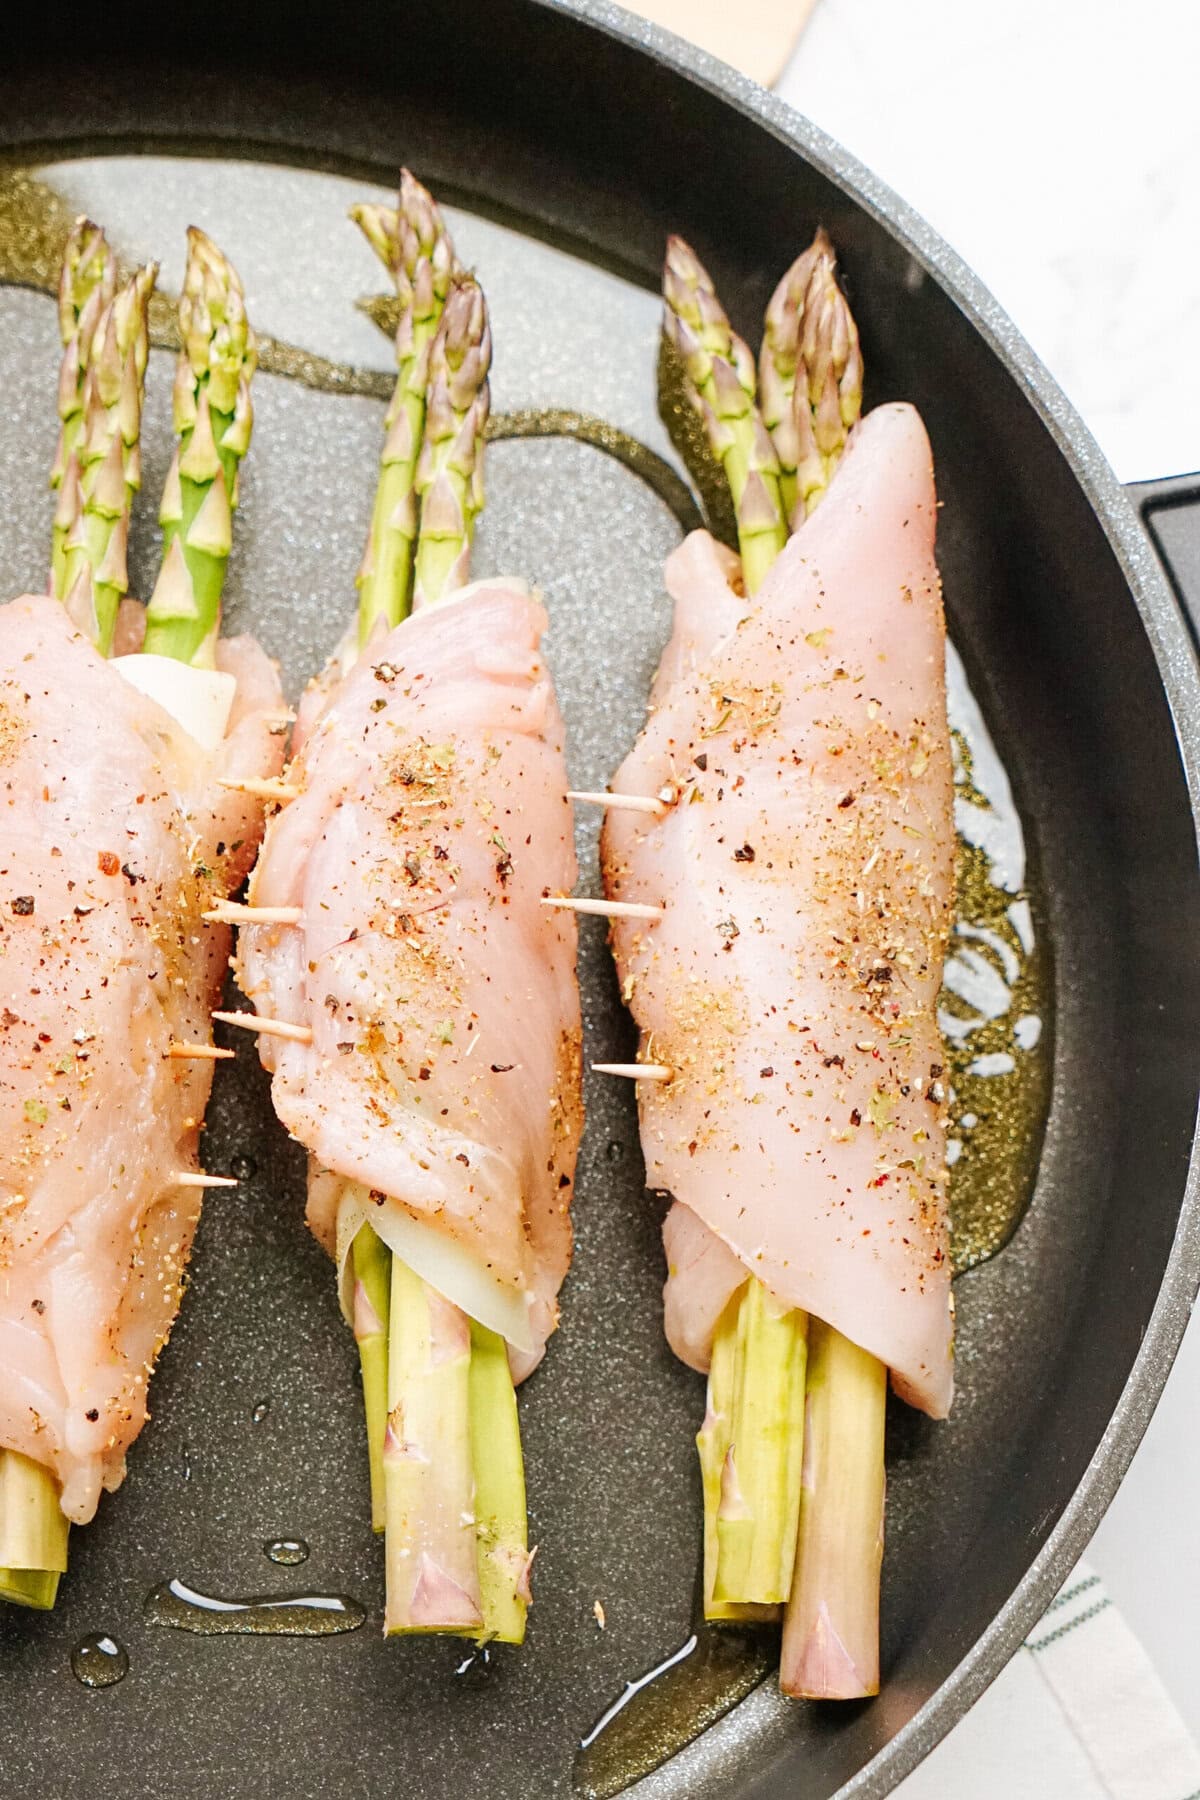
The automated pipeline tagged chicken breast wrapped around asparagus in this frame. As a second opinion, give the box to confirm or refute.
[0,219,274,1610]
[230,176,581,1644]
[597,231,954,1699]
[237,579,581,1373]
[604,402,953,1412]
[0,598,283,1522]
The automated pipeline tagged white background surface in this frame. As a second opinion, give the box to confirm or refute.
[775,0,1200,1780]
[780,0,1200,485]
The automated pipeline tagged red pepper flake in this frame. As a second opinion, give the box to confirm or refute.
[490,1062,514,1073]
[85,1408,99,1422]
[733,844,756,863]
[98,851,120,876]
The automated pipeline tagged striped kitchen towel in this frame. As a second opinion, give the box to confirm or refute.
[899,1561,1200,1800]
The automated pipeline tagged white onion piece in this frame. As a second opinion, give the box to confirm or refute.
[112,654,236,751]
[333,1178,535,1353]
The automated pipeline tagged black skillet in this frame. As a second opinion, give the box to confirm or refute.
[2,3,1200,1796]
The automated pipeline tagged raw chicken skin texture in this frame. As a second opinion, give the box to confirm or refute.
[237,580,582,1379]
[0,596,284,1520]
[603,404,955,1418]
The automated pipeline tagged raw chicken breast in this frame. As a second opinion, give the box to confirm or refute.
[236,578,581,1378]
[0,595,284,1520]
[602,403,954,1418]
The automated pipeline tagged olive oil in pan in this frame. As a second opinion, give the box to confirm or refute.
[575,1623,776,1800]
[144,1577,365,1638]
[71,1633,130,1689]
[264,1537,311,1568]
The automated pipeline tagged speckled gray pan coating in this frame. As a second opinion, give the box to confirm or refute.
[0,5,1199,1794]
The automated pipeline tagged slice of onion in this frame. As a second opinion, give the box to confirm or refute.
[111,654,236,751]
[332,1178,535,1354]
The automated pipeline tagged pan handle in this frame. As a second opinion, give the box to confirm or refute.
[1130,473,1200,640]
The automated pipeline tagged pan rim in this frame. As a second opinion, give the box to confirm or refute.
[521,1,1200,1792]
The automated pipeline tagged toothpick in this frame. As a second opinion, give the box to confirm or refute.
[174,1171,239,1189]
[568,790,668,818]
[212,1010,313,1045]
[541,896,665,922]
[219,777,302,803]
[203,903,304,925]
[592,1062,673,1081]
[168,1041,235,1061]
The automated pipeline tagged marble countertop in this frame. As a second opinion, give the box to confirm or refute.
[776,0,1200,1769]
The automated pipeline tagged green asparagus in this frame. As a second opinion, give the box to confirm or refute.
[348,178,526,1639]
[780,1323,886,1698]
[53,260,156,653]
[661,236,787,593]
[0,1451,69,1611]
[384,1259,481,1635]
[142,228,257,667]
[711,1279,808,1609]
[412,275,491,608]
[351,170,458,641]
[760,229,862,529]
[50,217,115,598]
[351,1223,392,1533]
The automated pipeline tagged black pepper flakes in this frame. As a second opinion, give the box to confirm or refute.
[10,895,34,916]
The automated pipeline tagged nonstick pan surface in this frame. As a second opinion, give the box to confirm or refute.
[2,4,1200,1796]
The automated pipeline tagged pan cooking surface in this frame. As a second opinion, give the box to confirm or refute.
[0,142,1181,1800]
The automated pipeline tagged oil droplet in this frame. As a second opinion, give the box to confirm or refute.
[144,1577,364,1638]
[231,1154,256,1181]
[573,1625,774,1799]
[71,1634,129,1689]
[251,1401,269,1424]
[454,1644,492,1679]
[264,1538,310,1567]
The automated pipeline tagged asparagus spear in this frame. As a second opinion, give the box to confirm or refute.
[0,1451,69,1611]
[780,1323,886,1697]
[50,217,115,598]
[384,1259,481,1634]
[760,230,863,531]
[711,1279,808,1609]
[142,228,257,667]
[348,187,526,1640]
[52,254,156,653]
[469,1320,530,1645]
[661,237,787,594]
[351,170,458,642]
[352,1224,392,1533]
[412,275,491,609]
